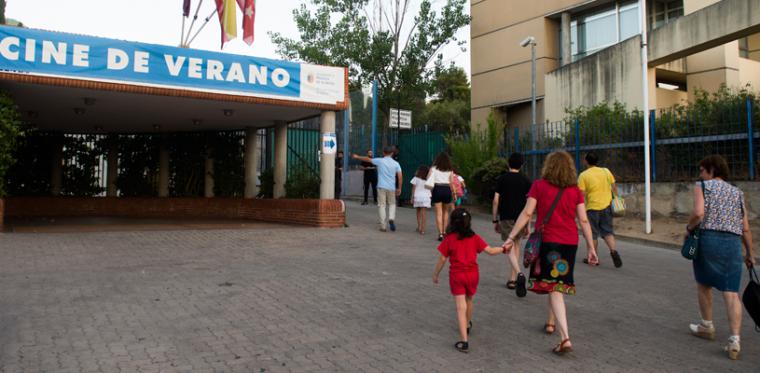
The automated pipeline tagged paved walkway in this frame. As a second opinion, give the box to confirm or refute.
[0,201,758,372]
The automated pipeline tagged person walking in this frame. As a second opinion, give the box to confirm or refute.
[432,207,509,353]
[410,165,431,235]
[428,152,455,241]
[360,149,378,205]
[352,146,402,232]
[577,152,623,268]
[686,155,754,360]
[502,151,597,355]
[492,152,532,297]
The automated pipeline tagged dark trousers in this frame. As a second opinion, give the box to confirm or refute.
[363,172,377,203]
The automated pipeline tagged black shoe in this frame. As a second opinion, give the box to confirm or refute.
[515,273,527,298]
[389,220,396,232]
[361,201,368,205]
[583,258,600,266]
[454,341,469,353]
[610,250,623,268]
[438,234,444,242]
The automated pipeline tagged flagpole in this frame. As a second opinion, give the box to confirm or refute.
[183,0,205,46]
[181,13,187,47]
[639,0,652,234]
[186,8,218,46]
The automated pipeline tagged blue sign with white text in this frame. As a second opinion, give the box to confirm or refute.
[0,25,301,99]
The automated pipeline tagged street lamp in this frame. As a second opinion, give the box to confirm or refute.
[520,36,537,178]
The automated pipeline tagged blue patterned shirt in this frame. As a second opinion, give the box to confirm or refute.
[700,179,744,235]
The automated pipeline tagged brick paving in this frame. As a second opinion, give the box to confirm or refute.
[0,201,758,372]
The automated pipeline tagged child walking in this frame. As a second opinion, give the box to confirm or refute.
[432,208,508,353]
[410,165,431,235]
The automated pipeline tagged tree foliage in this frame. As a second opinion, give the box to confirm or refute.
[419,60,470,133]
[270,0,469,132]
[445,113,502,182]
[0,91,22,197]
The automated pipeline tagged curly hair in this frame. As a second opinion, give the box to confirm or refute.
[541,151,577,188]
[699,154,730,181]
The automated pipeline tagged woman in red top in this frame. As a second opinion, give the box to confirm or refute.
[432,208,507,353]
[503,151,597,355]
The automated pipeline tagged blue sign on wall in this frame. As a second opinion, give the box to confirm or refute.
[0,25,343,104]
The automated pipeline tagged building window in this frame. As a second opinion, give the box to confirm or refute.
[648,0,683,30]
[570,1,640,61]
[739,37,750,59]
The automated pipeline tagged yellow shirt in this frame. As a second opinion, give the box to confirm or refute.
[578,166,615,211]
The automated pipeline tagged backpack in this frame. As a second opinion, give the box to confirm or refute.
[451,174,465,198]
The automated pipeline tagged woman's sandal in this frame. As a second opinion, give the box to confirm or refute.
[544,323,556,335]
[454,341,469,353]
[552,339,573,355]
[506,280,517,289]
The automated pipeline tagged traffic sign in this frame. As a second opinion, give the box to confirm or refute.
[322,132,337,154]
[389,109,412,129]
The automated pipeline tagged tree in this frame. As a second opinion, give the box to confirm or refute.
[270,0,469,137]
[0,91,22,197]
[419,59,470,133]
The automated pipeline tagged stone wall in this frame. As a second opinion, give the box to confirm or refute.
[619,182,760,219]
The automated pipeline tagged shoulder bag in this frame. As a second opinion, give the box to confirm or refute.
[523,187,565,268]
[742,264,760,332]
[681,180,705,260]
[424,168,436,190]
[606,168,626,217]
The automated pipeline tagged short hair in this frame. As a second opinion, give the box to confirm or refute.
[508,152,524,169]
[382,145,395,154]
[541,151,578,188]
[699,155,730,180]
[433,152,452,171]
[585,152,599,166]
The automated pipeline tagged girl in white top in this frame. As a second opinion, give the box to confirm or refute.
[428,152,456,241]
[410,165,432,235]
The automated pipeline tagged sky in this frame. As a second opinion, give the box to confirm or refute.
[5,0,471,81]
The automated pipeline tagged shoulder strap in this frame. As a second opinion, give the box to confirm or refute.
[698,180,706,229]
[543,188,565,227]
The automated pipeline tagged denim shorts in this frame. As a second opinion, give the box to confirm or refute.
[587,206,614,239]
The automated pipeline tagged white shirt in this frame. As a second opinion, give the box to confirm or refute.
[429,166,452,184]
[410,177,431,200]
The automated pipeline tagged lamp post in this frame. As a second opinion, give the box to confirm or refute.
[521,36,537,178]
[639,0,652,234]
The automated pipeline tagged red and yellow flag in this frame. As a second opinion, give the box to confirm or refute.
[215,0,237,47]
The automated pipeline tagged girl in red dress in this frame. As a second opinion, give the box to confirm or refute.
[432,208,507,353]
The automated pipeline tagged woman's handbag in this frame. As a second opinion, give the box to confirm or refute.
[681,180,705,260]
[606,168,625,216]
[424,169,435,190]
[523,188,565,268]
[742,264,760,332]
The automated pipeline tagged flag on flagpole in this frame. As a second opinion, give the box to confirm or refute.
[241,0,255,45]
[182,0,191,17]
[215,0,237,47]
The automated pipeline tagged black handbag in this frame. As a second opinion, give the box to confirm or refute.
[681,180,705,260]
[742,264,760,332]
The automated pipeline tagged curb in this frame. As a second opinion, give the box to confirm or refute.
[615,234,680,251]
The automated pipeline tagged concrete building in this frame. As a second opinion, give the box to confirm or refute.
[471,0,760,128]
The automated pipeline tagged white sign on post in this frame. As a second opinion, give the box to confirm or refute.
[322,132,337,154]
[389,109,412,129]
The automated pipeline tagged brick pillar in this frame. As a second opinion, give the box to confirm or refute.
[273,121,287,198]
[319,111,336,199]
[244,127,261,198]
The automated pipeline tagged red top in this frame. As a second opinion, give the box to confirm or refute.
[437,233,488,273]
[527,179,585,245]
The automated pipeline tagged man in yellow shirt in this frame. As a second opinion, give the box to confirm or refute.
[578,152,622,268]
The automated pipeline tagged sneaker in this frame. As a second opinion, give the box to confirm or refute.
[361,201,368,205]
[515,273,527,298]
[438,234,444,242]
[379,227,387,232]
[689,322,716,340]
[389,220,396,232]
[610,250,623,268]
[725,337,740,360]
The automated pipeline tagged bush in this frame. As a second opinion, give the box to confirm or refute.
[445,113,502,181]
[257,168,274,198]
[285,171,320,199]
[469,157,509,203]
[0,92,22,197]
